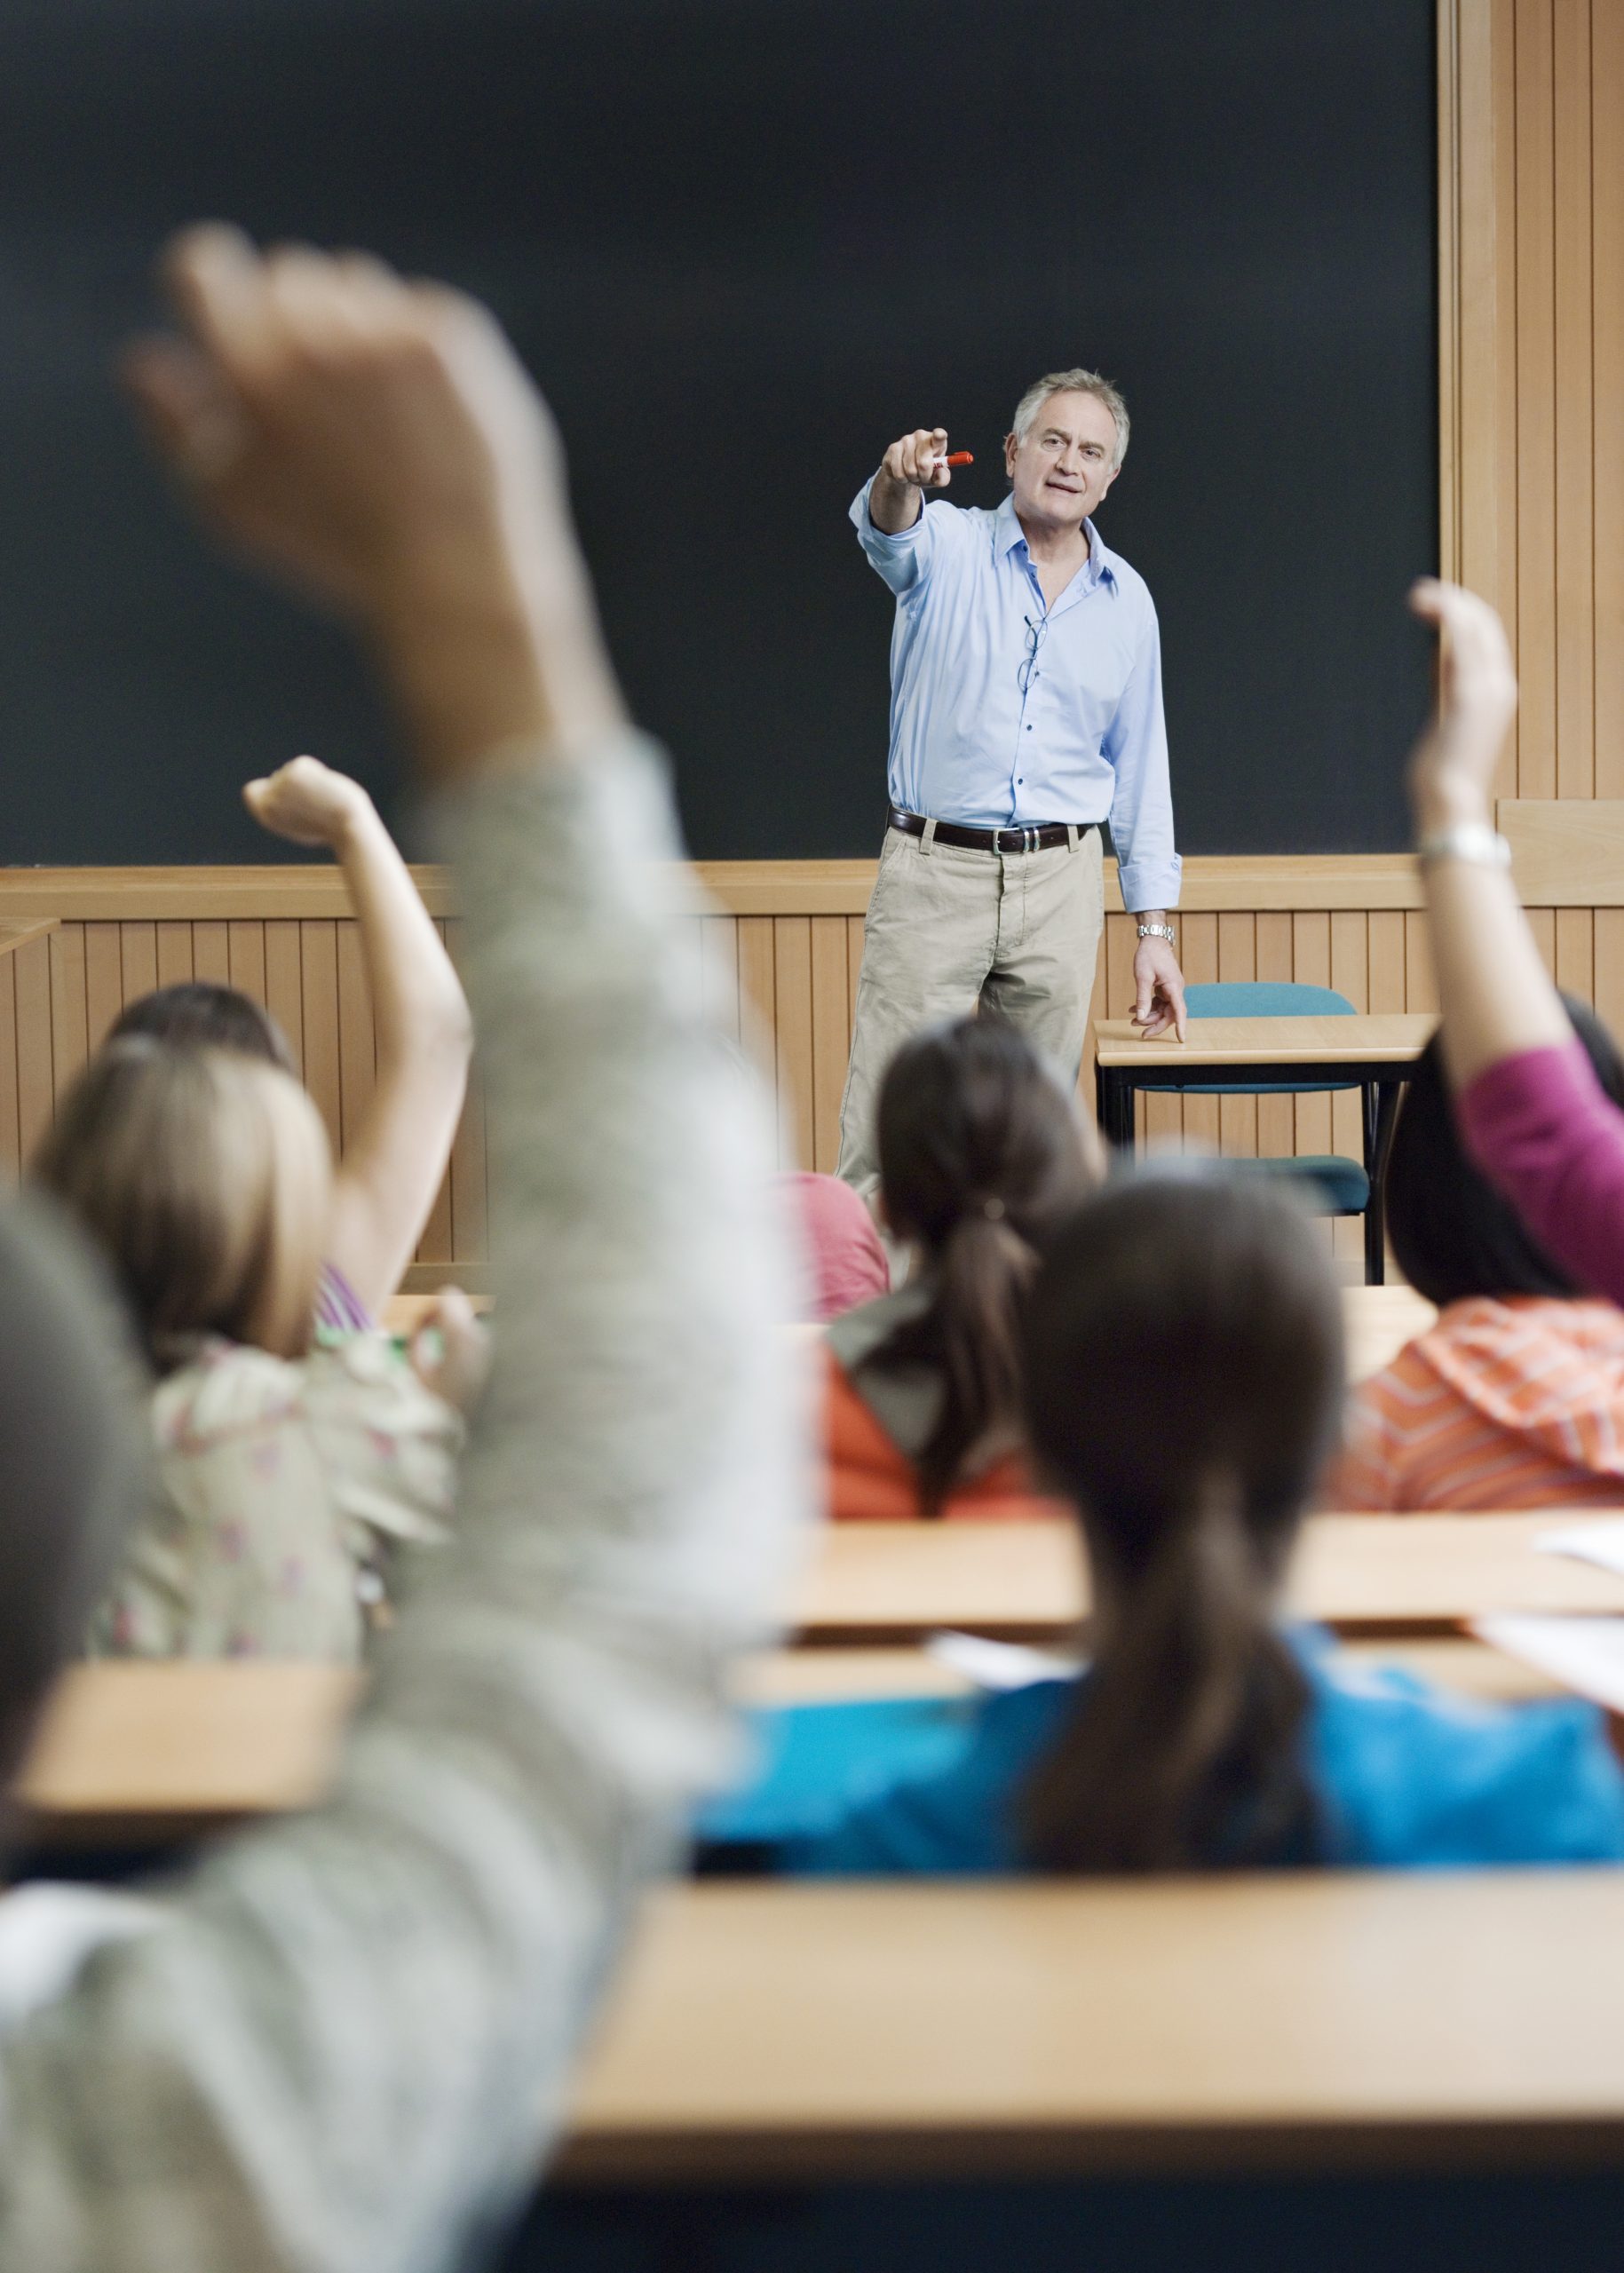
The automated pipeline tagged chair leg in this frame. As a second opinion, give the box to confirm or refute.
[1360,1082,1384,1286]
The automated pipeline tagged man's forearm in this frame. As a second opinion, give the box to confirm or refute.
[866,470,924,536]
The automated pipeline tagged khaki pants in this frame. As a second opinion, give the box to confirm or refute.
[836,822,1105,1202]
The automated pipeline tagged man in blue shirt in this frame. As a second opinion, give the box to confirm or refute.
[837,368,1184,1199]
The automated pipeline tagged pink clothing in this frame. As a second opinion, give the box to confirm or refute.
[784,1172,890,1321]
[1459,1041,1624,1304]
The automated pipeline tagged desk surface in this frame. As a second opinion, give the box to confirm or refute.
[795,1512,1624,1643]
[559,1873,1624,2182]
[1095,1012,1438,1069]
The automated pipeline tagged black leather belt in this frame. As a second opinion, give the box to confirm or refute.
[889,808,1089,855]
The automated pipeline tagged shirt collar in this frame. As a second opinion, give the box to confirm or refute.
[994,495,1116,592]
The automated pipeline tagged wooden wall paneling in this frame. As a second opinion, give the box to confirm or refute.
[1492,0,1521,796]
[809,917,852,1175]
[297,921,342,1160]
[701,915,741,1044]
[772,917,815,1172]
[47,926,88,1107]
[1513,0,1557,798]
[154,921,193,989]
[1403,912,1439,1012]
[1290,914,1333,1160]
[83,923,123,1051]
[1216,912,1257,1157]
[413,917,455,1266]
[1176,913,1219,1154]
[1595,0,1624,795]
[1552,0,1594,799]
[192,920,230,986]
[1554,905,1594,1004]
[0,954,20,1177]
[1254,911,1295,1159]
[263,922,304,1074]
[335,916,376,1157]
[13,932,53,1160]
[736,916,777,1113]
[845,918,865,1035]
[1367,910,1407,1016]
[1596,908,1624,1035]
[119,923,157,1008]
[227,921,268,1008]
[1526,906,1557,978]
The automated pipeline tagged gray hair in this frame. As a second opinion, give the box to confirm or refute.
[1011,368,1130,470]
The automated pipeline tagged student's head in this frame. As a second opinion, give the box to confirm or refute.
[1019,1170,1345,1873]
[110,981,295,1072]
[869,1015,1099,1513]
[1385,995,1624,1306]
[0,1200,144,1788]
[33,1039,330,1374]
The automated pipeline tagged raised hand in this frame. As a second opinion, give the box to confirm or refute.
[880,426,955,492]
[1406,579,1518,830]
[123,226,623,778]
[243,754,371,850]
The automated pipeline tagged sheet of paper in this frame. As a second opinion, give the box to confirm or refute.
[1471,1613,1624,1715]
[924,1630,1082,1692]
[1532,1519,1624,1579]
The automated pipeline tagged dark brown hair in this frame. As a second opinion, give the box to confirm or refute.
[110,981,295,1072]
[1385,994,1624,1306]
[868,1017,1097,1515]
[1019,1170,1345,1873]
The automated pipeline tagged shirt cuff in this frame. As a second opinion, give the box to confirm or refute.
[849,476,927,545]
[1116,851,1183,914]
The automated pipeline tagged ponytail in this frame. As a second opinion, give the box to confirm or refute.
[1019,1476,1323,1872]
[873,1207,1037,1517]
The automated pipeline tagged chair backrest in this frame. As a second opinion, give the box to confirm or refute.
[1183,982,1356,1018]
[1174,981,1359,1099]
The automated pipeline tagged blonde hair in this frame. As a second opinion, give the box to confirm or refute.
[33,1039,331,1372]
[1011,368,1130,470]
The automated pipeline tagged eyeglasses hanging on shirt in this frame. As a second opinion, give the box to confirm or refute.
[1018,613,1049,697]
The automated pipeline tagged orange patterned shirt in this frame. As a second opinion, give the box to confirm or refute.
[1330,1295,1624,1512]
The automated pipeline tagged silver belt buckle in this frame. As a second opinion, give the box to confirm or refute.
[1024,826,1037,854]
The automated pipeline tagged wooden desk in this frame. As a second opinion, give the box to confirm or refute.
[559,1873,1624,2182]
[15,1662,359,1844]
[1093,1013,1437,1285]
[795,1513,1624,1644]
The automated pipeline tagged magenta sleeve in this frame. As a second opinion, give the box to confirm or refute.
[1457,1040,1624,1303]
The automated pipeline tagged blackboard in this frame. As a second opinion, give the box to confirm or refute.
[0,0,1436,864]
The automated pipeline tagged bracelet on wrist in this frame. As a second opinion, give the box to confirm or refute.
[1414,821,1511,871]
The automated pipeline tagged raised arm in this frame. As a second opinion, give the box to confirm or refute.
[1407,580,1624,1299]
[0,232,803,2269]
[867,425,955,533]
[243,755,471,1315]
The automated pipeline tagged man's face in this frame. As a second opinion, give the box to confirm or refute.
[1003,391,1121,532]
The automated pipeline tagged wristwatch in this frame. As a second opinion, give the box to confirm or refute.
[1137,923,1176,946]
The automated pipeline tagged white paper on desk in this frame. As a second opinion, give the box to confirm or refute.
[924,1630,1082,1692]
[1532,1519,1624,1578]
[1471,1614,1624,1714]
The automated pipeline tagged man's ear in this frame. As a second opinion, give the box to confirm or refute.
[1002,430,1018,477]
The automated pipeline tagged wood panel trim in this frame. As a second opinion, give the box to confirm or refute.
[0,855,1427,922]
[1499,798,1624,905]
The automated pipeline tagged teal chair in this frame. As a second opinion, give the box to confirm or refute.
[1177,982,1392,1283]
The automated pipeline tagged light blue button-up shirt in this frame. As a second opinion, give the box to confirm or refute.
[851,480,1182,911]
